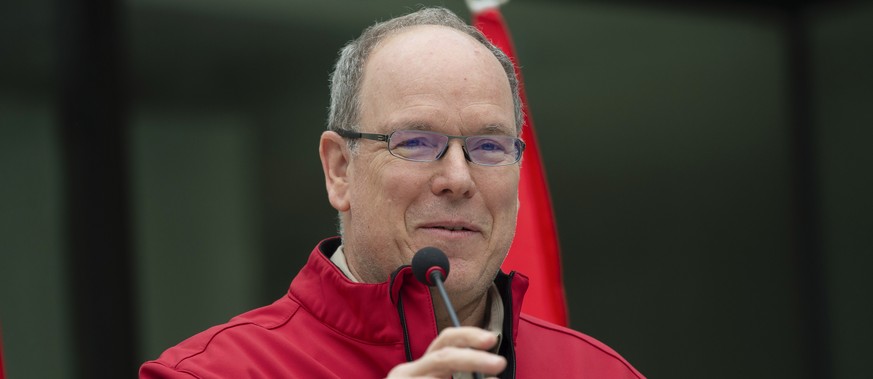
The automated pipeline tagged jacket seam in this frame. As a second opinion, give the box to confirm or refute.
[287,295,407,347]
[173,305,299,370]
[519,315,644,379]
[144,361,202,379]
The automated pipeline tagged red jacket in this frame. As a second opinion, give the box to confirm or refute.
[140,237,644,378]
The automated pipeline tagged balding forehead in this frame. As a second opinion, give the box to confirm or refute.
[374,24,484,50]
[365,25,505,79]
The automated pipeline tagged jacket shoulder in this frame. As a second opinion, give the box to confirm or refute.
[139,296,300,378]
[516,314,645,378]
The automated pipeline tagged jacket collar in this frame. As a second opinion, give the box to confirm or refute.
[288,237,530,361]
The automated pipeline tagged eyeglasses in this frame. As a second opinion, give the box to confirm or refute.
[336,129,525,166]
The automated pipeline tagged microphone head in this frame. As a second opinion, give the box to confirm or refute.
[411,247,450,286]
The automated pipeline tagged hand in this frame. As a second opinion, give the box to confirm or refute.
[386,327,506,378]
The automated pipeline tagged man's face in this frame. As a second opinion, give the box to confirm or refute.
[329,25,519,302]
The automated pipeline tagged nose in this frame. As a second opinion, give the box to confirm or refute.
[431,141,476,199]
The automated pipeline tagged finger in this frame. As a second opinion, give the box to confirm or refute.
[426,327,499,353]
[386,347,506,378]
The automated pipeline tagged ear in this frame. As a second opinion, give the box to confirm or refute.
[320,131,351,212]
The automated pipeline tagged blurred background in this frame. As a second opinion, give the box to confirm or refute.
[1,0,871,378]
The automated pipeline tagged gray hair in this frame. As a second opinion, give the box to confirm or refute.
[327,7,523,138]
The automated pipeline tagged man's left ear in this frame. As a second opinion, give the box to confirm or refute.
[319,131,351,212]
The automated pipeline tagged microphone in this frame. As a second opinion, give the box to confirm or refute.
[412,247,484,379]
[412,247,459,326]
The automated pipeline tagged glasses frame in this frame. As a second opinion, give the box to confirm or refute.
[335,129,525,166]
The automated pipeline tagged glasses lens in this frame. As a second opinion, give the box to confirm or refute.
[466,135,521,166]
[388,130,448,161]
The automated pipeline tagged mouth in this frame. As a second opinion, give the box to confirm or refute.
[430,225,472,232]
[420,222,481,234]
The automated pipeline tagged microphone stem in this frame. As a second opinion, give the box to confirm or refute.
[428,272,484,379]
[431,272,461,327]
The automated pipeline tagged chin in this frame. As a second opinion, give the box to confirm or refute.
[446,267,488,292]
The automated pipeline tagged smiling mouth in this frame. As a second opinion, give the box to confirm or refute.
[432,226,469,231]
[422,224,480,234]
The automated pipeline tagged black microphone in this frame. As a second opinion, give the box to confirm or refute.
[412,247,484,379]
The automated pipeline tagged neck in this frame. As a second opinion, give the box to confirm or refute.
[431,288,490,331]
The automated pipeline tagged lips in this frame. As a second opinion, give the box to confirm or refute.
[433,225,468,231]
[419,221,480,233]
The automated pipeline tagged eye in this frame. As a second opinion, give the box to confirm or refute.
[394,136,435,149]
[390,130,445,150]
[469,137,509,153]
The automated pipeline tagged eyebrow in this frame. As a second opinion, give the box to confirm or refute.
[381,120,432,132]
[480,124,512,135]
[387,121,513,135]
[405,123,431,131]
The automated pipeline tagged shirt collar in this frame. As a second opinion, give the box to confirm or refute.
[329,244,360,282]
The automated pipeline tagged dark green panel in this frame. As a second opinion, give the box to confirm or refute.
[132,113,260,360]
[0,100,71,379]
[505,3,801,378]
[812,4,873,378]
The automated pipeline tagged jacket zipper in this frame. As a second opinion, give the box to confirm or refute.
[500,272,517,379]
[393,269,519,378]
[396,294,414,362]
[390,268,415,362]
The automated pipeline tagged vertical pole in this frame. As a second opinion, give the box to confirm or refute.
[786,6,832,379]
[57,0,138,377]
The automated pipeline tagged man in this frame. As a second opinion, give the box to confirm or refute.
[140,7,644,378]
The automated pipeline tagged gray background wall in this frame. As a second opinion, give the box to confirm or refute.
[1,0,871,378]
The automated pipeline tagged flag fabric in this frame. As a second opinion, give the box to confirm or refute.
[468,0,569,326]
[0,324,6,379]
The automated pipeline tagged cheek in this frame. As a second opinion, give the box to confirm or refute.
[486,176,520,245]
[366,164,426,215]
[489,173,520,216]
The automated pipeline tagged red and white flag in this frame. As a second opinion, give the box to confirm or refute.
[468,0,569,326]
